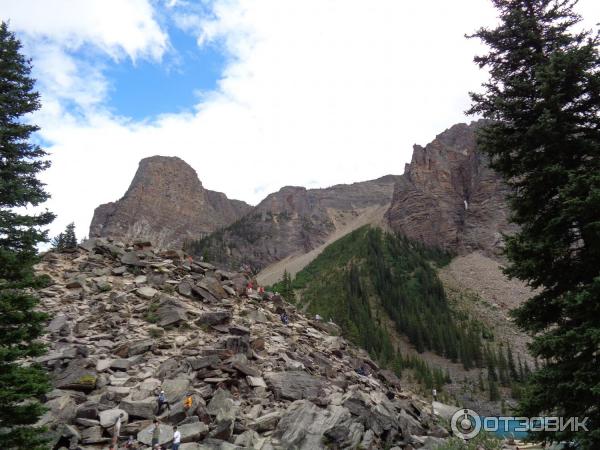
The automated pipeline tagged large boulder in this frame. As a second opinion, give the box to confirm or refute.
[156,296,188,327]
[119,396,156,419]
[38,395,77,427]
[179,421,209,442]
[53,359,97,392]
[265,371,328,401]
[275,400,358,450]
[98,408,128,428]
[206,388,238,421]
[196,311,232,327]
[163,377,190,404]
[137,423,172,446]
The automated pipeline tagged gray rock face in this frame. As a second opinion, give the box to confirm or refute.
[137,423,172,446]
[190,175,400,271]
[119,396,156,419]
[265,371,328,401]
[275,400,356,450]
[53,359,97,392]
[98,408,128,428]
[89,156,251,249]
[386,121,516,255]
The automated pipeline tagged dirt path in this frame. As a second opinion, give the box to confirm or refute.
[257,204,389,285]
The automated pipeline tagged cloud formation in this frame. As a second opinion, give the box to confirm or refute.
[1,0,599,242]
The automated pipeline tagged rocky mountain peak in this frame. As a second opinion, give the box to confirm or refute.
[386,121,516,255]
[90,156,251,250]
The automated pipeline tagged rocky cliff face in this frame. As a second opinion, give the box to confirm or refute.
[386,121,515,255]
[188,176,401,272]
[35,240,450,449]
[89,156,252,249]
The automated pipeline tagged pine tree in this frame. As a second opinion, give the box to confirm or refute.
[50,232,65,251]
[469,1,600,447]
[62,222,77,249]
[0,21,54,448]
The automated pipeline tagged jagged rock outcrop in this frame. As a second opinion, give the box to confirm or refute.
[189,175,400,272]
[89,156,251,249]
[34,240,450,449]
[386,121,515,255]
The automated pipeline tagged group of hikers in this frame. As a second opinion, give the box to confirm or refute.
[108,388,194,449]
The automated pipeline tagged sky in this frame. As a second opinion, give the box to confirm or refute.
[1,0,599,241]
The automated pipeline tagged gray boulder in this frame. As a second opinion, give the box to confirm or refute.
[119,396,156,419]
[276,400,355,450]
[265,371,328,401]
[98,408,128,428]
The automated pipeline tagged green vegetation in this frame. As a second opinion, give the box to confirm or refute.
[274,227,484,365]
[0,21,54,449]
[51,222,78,251]
[145,301,159,324]
[469,1,600,447]
[272,227,475,390]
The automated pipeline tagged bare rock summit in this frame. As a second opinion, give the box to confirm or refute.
[386,121,516,256]
[90,156,251,249]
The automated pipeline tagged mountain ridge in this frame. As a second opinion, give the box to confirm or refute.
[89,156,252,249]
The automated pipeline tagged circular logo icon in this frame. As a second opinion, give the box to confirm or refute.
[451,408,481,439]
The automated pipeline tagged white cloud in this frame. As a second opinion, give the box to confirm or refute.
[1,0,168,61]
[3,0,599,243]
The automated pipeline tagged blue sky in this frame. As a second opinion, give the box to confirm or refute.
[1,0,599,242]
[105,26,225,119]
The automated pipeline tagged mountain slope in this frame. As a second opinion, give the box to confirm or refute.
[186,175,400,272]
[34,239,451,449]
[90,156,252,249]
[272,226,533,413]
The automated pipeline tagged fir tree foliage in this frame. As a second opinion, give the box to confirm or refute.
[51,222,77,251]
[468,1,600,447]
[0,21,53,449]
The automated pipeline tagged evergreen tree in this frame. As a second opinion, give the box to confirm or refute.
[62,222,77,249]
[52,222,76,251]
[50,232,64,251]
[0,22,54,448]
[469,1,600,446]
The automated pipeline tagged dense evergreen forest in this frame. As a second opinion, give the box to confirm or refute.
[273,226,528,394]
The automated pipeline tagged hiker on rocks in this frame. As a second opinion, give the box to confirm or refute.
[157,390,170,414]
[280,312,289,325]
[355,366,367,376]
[172,425,181,450]
[246,282,253,295]
[112,412,124,447]
[151,419,161,448]
[183,392,193,416]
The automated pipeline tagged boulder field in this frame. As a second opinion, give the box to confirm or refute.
[34,238,451,449]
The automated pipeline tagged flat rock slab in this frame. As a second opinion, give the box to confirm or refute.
[163,377,190,403]
[53,359,97,392]
[137,286,157,299]
[186,355,220,371]
[196,311,232,326]
[265,371,329,401]
[137,423,172,446]
[119,396,156,419]
[98,408,128,428]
